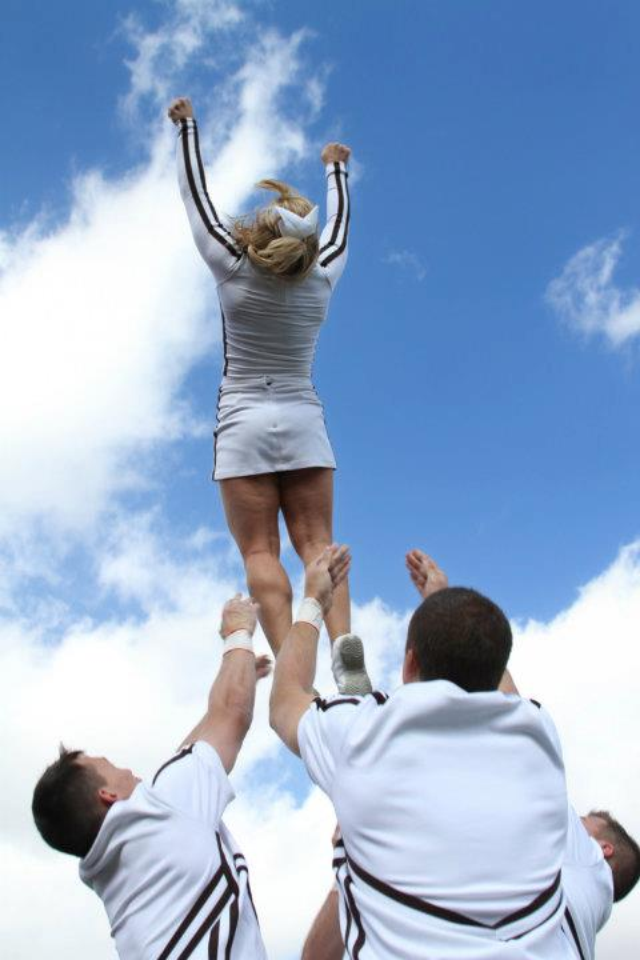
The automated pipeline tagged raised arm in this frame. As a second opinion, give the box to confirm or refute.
[180,595,271,772]
[302,887,343,960]
[269,545,351,755]
[168,97,243,282]
[318,142,352,288]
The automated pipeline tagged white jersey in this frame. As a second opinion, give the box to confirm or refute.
[176,117,350,378]
[560,807,613,959]
[79,741,267,960]
[299,682,574,959]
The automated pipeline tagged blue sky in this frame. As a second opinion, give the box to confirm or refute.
[4,0,639,623]
[1,2,640,957]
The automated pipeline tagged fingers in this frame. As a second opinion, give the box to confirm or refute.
[255,654,273,680]
[328,543,351,587]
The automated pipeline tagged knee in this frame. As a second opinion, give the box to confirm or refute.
[294,536,332,565]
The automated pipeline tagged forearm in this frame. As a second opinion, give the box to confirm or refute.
[176,118,241,270]
[209,649,257,729]
[301,887,343,960]
[318,162,350,284]
[269,622,318,752]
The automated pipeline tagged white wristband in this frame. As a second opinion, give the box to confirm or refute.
[295,597,324,633]
[222,630,254,655]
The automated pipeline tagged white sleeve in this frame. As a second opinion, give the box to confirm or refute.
[318,161,351,288]
[297,694,363,795]
[150,740,234,826]
[176,118,243,283]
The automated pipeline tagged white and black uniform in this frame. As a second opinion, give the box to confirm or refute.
[79,741,267,960]
[298,683,575,959]
[176,118,350,480]
[560,807,614,959]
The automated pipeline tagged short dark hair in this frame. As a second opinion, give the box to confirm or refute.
[32,745,107,858]
[589,810,640,902]
[407,587,512,692]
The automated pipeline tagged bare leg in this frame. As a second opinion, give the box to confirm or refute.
[220,475,292,655]
[280,468,350,642]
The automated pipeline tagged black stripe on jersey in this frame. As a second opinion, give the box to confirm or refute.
[530,699,542,709]
[220,306,229,376]
[563,908,587,960]
[496,871,562,928]
[179,120,241,260]
[344,875,366,959]
[319,163,346,254]
[313,695,362,711]
[345,848,562,932]
[157,864,225,959]
[506,894,564,941]
[208,921,220,959]
[224,898,239,960]
[178,886,234,960]
[319,165,350,267]
[371,691,389,705]
[152,744,194,786]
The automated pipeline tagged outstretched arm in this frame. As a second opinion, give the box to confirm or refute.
[270,545,351,756]
[180,595,271,772]
[406,549,521,696]
[168,97,242,281]
[318,142,352,288]
[302,887,343,960]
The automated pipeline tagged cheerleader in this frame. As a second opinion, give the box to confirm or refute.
[168,97,367,690]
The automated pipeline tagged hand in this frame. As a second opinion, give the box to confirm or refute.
[321,142,351,165]
[220,594,259,638]
[167,97,194,124]
[255,654,272,681]
[304,544,351,615]
[405,549,449,599]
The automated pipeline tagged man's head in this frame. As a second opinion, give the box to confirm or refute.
[403,587,512,692]
[32,745,140,858]
[582,810,640,902]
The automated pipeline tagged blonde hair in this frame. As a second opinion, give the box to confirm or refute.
[233,179,319,280]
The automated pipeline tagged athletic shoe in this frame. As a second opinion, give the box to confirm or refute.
[331,634,372,696]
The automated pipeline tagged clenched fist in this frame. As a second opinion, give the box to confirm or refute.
[167,97,194,124]
[321,141,351,165]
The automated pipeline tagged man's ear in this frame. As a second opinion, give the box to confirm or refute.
[599,840,615,861]
[402,645,420,684]
[98,787,119,808]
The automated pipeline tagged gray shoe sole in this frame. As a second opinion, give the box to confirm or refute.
[336,636,373,696]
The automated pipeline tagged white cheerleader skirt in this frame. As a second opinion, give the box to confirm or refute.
[213,374,337,480]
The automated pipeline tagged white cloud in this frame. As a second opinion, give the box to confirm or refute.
[546,232,640,347]
[384,248,427,281]
[2,528,639,958]
[0,10,321,544]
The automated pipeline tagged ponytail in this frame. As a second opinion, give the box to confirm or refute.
[233,180,319,279]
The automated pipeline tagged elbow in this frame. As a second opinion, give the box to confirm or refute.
[268,687,285,738]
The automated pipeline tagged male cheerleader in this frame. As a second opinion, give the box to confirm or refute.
[270,546,576,958]
[32,595,269,959]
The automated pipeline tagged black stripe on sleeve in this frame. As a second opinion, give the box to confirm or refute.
[319,164,350,266]
[152,744,194,786]
[371,691,388,705]
[313,695,362,711]
[180,120,241,260]
[319,162,345,254]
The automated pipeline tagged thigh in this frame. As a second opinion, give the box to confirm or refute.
[279,467,334,558]
[219,474,282,557]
